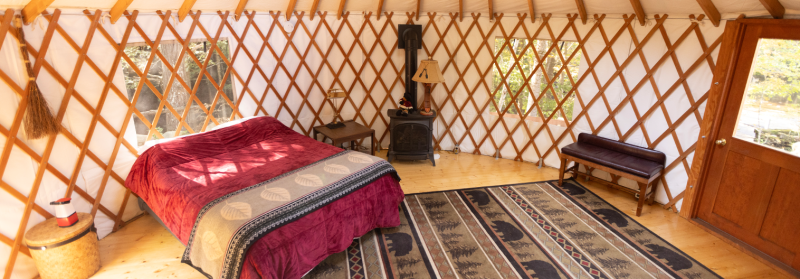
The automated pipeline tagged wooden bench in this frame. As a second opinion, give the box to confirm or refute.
[558,133,666,216]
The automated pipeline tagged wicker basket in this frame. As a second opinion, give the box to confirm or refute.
[24,213,100,279]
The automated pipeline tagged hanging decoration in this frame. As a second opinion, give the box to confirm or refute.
[15,15,60,140]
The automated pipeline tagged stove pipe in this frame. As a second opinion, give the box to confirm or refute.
[398,24,422,112]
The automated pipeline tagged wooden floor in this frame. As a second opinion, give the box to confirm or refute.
[91,151,788,279]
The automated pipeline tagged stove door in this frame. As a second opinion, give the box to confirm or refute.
[391,123,430,153]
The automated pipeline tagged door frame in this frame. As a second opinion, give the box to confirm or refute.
[683,17,800,218]
[682,17,800,278]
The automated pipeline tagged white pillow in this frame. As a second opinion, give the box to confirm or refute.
[211,116,263,131]
[137,135,185,154]
[137,116,267,154]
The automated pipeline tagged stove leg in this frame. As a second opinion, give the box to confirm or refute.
[429,152,436,166]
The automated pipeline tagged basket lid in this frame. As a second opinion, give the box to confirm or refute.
[25,213,94,247]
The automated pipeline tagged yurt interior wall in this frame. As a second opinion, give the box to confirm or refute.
[0,0,797,277]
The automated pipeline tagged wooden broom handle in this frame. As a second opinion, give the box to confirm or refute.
[14,15,37,82]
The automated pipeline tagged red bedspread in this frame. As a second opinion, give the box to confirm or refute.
[125,117,404,278]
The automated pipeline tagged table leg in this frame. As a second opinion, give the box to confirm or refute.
[370,131,375,155]
[351,140,356,150]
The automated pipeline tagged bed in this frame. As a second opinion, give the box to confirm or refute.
[125,116,404,279]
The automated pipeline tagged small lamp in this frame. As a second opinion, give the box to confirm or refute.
[412,56,445,116]
[326,88,346,129]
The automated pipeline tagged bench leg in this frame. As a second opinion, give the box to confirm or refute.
[647,181,657,205]
[572,163,580,180]
[558,157,567,186]
[636,182,648,216]
[585,166,593,182]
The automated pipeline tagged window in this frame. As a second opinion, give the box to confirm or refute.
[491,38,581,122]
[734,38,800,155]
[121,39,235,146]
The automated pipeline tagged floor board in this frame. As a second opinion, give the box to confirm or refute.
[91,151,788,278]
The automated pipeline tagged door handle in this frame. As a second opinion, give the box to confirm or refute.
[715,139,727,146]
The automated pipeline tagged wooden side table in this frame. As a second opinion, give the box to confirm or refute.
[313,120,376,155]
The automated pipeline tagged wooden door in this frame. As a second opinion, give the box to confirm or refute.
[697,21,800,271]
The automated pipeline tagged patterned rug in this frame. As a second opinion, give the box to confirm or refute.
[303,180,720,279]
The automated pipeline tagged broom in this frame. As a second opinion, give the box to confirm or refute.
[15,15,59,140]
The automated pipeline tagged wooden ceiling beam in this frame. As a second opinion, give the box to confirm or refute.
[286,0,297,20]
[416,0,421,20]
[234,0,248,21]
[109,0,133,24]
[758,0,785,19]
[527,0,535,23]
[488,0,494,21]
[459,0,463,21]
[21,0,56,24]
[630,0,646,25]
[337,0,346,20]
[309,0,321,19]
[377,0,384,19]
[178,0,197,22]
[695,0,720,26]
[574,0,587,24]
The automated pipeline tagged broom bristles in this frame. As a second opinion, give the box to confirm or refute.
[23,82,59,140]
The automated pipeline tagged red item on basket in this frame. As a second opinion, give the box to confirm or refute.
[50,198,78,227]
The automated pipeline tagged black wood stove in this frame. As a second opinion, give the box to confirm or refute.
[387,109,435,166]
[387,24,436,166]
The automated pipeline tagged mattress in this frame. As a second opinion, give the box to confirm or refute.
[125,117,404,278]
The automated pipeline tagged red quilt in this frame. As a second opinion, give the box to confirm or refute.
[125,117,404,278]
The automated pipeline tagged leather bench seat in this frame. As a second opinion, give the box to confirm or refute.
[561,134,666,179]
[559,133,666,216]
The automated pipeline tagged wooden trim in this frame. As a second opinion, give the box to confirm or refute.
[682,19,744,218]
[459,0,463,22]
[695,0,721,27]
[416,0,422,21]
[286,0,297,20]
[337,0,346,20]
[178,0,197,22]
[309,0,321,20]
[487,0,493,21]
[234,0,248,21]
[21,0,55,24]
[630,0,646,25]
[758,0,785,19]
[110,0,134,24]
[527,0,535,23]
[574,0,587,24]
[376,0,384,20]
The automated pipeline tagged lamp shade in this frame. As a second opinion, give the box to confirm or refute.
[327,88,345,99]
[412,58,445,83]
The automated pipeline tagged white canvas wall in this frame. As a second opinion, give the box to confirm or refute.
[0,9,723,277]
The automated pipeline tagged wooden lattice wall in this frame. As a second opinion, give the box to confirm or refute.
[0,9,722,278]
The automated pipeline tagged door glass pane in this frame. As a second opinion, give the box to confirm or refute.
[734,39,800,157]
